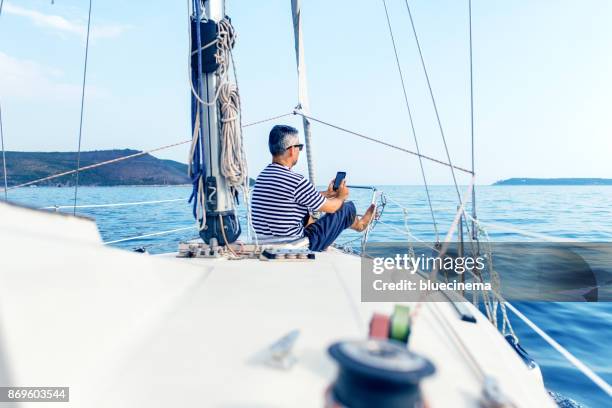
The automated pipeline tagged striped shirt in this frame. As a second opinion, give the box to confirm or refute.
[251,163,326,237]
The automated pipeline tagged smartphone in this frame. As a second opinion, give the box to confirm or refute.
[333,171,346,191]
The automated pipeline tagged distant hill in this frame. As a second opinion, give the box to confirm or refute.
[0,150,191,187]
[493,178,612,186]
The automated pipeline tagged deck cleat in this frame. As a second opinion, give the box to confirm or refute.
[264,329,300,370]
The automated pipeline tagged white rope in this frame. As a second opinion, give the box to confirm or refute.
[214,18,256,244]
[103,226,196,245]
[466,214,577,243]
[215,18,247,189]
[187,105,207,230]
[187,104,201,178]
[40,198,186,210]
[506,302,612,398]
[219,83,245,186]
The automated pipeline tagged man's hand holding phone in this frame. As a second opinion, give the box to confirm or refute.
[336,179,349,200]
[324,172,349,200]
[319,174,350,214]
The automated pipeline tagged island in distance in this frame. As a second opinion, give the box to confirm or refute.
[1,150,258,187]
[493,178,612,186]
[0,150,192,187]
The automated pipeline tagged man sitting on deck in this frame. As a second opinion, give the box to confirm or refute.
[251,125,375,251]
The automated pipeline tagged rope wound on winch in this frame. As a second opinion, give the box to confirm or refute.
[324,306,433,407]
[326,339,435,408]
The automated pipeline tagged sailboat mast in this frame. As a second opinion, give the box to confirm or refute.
[190,0,241,246]
[291,0,316,185]
[195,0,227,211]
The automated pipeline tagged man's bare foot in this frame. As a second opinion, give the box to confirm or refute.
[351,204,376,232]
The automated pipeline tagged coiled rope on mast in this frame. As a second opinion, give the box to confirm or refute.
[217,17,255,243]
[216,19,247,189]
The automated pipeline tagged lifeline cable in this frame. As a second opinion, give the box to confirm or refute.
[103,225,197,245]
[40,198,186,210]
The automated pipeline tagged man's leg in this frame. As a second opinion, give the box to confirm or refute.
[304,202,375,252]
[350,203,376,232]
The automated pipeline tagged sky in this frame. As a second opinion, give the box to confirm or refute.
[0,0,611,185]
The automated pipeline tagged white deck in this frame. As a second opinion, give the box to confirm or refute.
[0,202,554,407]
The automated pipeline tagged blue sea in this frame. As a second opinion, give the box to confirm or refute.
[6,185,612,407]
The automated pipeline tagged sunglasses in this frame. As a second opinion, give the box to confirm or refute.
[287,144,304,151]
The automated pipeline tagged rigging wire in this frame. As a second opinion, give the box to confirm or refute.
[401,0,477,246]
[403,0,463,204]
[242,112,292,127]
[381,0,439,242]
[469,0,477,240]
[0,0,8,200]
[6,112,291,191]
[293,111,473,174]
[72,0,94,215]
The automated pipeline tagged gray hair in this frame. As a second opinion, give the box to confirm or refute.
[268,125,299,156]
